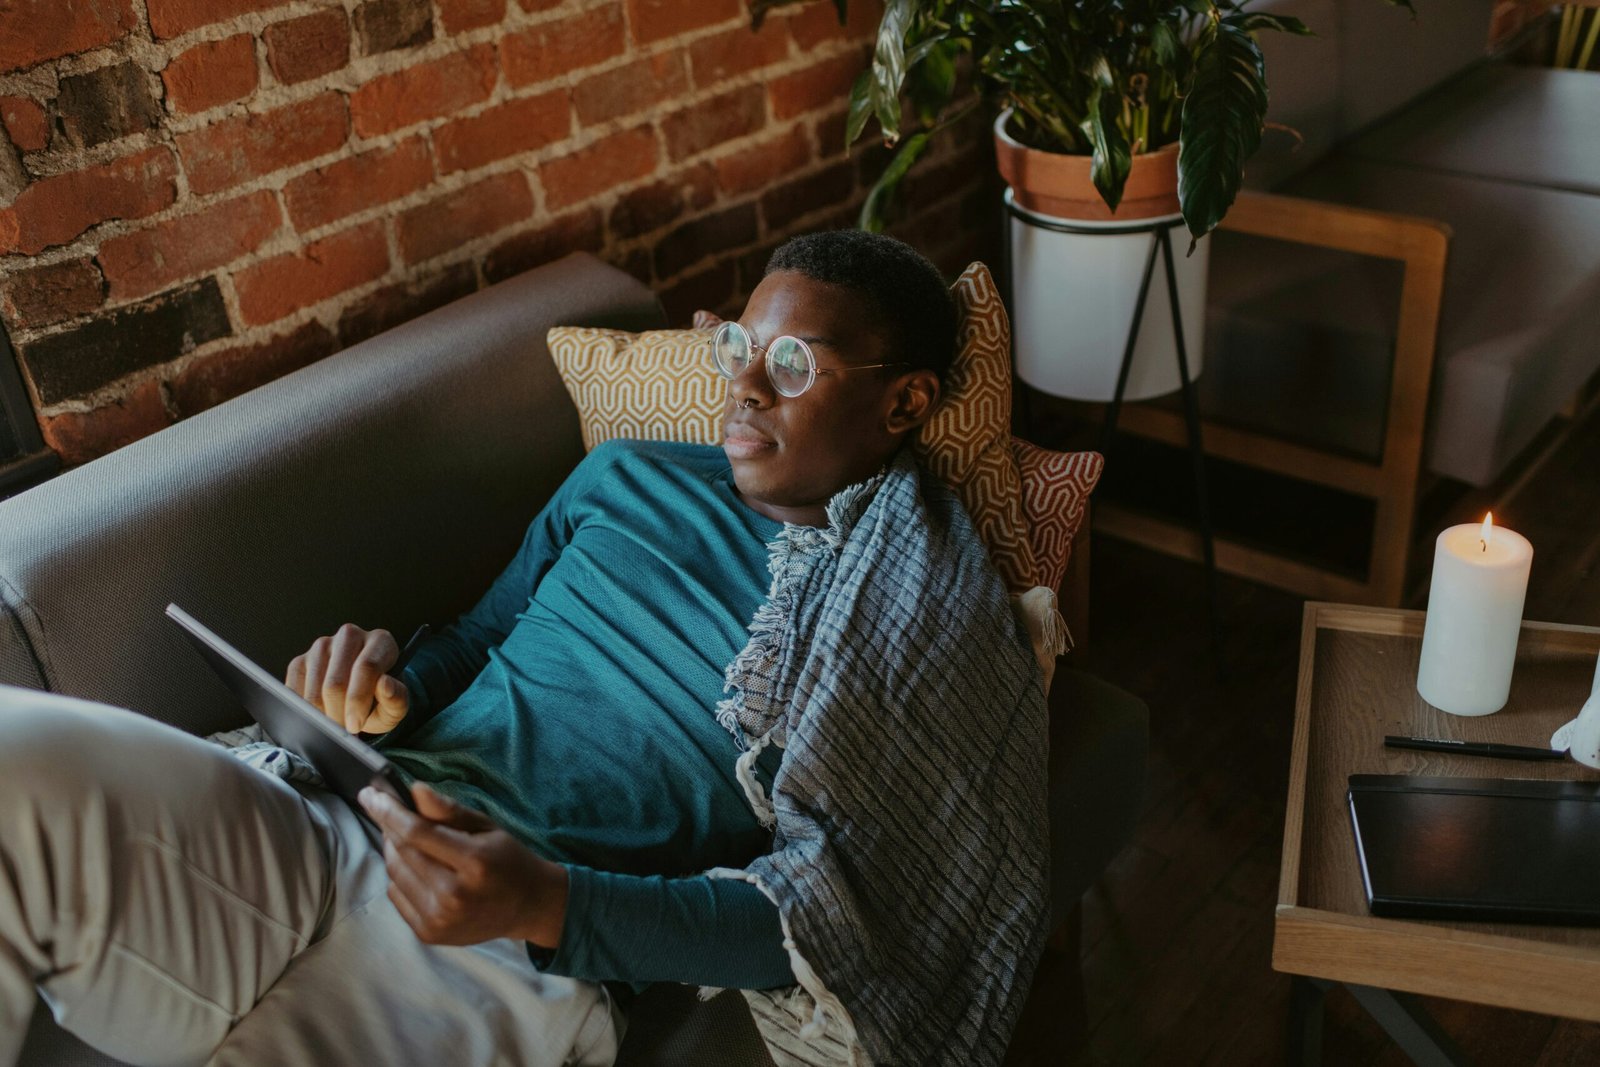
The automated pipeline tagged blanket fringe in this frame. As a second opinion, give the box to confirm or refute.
[703,866,862,1055]
[736,730,778,829]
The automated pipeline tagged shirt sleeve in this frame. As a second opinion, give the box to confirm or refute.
[536,867,795,991]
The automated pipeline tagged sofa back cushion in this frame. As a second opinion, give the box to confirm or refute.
[0,254,663,735]
[1338,0,1495,134]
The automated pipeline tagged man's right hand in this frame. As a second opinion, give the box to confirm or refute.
[285,623,411,735]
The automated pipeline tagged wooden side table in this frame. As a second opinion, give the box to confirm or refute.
[1276,603,1600,1065]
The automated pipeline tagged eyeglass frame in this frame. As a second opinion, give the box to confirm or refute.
[710,320,909,398]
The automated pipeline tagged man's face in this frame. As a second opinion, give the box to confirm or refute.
[722,271,909,526]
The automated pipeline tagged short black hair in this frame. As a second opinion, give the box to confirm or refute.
[764,230,956,382]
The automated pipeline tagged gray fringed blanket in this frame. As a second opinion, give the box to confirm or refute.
[706,447,1051,1067]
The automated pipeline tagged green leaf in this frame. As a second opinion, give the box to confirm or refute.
[1150,19,1191,85]
[1178,21,1268,241]
[1232,12,1314,36]
[846,69,875,145]
[1080,81,1133,211]
[858,131,931,232]
[870,0,915,141]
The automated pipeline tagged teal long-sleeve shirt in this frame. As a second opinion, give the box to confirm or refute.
[379,439,793,990]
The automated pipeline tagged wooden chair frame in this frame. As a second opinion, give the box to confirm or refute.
[1093,190,1451,606]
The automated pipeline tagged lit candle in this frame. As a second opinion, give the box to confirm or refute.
[1416,513,1533,716]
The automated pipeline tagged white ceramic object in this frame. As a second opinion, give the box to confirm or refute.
[1007,191,1211,402]
[1550,650,1600,768]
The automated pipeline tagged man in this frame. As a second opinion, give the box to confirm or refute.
[0,231,1046,1067]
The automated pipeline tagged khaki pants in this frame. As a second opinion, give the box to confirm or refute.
[0,687,621,1067]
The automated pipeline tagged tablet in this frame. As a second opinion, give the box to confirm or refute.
[166,602,416,813]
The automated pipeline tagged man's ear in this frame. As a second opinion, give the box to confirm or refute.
[884,370,941,435]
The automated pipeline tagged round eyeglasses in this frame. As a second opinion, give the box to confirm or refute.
[710,320,908,398]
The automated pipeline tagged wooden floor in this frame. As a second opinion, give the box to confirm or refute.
[1011,400,1600,1065]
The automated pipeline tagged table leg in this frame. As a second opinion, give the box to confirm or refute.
[1288,975,1331,1067]
[1345,984,1473,1067]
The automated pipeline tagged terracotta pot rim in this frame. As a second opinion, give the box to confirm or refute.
[994,108,1182,222]
[993,107,1180,162]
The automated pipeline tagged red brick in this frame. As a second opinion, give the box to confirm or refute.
[659,260,735,326]
[353,0,432,55]
[0,96,49,151]
[626,0,738,45]
[171,320,336,416]
[0,147,178,256]
[396,170,532,264]
[162,35,258,116]
[715,124,812,195]
[176,92,349,196]
[56,60,161,150]
[98,190,281,301]
[783,0,881,50]
[349,44,497,137]
[539,126,657,211]
[516,0,562,10]
[263,9,350,86]
[337,261,477,345]
[0,0,137,73]
[689,20,788,85]
[483,206,602,284]
[37,379,172,468]
[607,166,713,240]
[439,0,506,33]
[653,202,756,278]
[760,159,854,228]
[815,106,848,156]
[770,50,867,121]
[283,136,433,231]
[573,52,686,127]
[1,258,104,330]
[146,0,292,40]
[501,4,623,87]
[233,221,389,325]
[662,84,765,162]
[434,91,568,174]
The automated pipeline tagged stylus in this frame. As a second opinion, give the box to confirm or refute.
[390,623,431,677]
[1383,736,1566,761]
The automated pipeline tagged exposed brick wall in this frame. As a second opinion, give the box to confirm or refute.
[0,0,999,467]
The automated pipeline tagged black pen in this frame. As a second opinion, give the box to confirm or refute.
[1383,735,1566,762]
[389,623,431,677]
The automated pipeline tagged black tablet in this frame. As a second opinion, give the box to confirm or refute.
[166,602,416,813]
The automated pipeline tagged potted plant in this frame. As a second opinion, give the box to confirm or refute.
[747,0,1416,400]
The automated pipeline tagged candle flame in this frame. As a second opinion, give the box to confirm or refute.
[1480,512,1494,552]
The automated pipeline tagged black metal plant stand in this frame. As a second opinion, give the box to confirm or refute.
[1002,193,1222,658]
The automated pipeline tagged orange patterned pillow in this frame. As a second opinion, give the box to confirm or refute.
[910,263,1038,593]
[545,326,723,450]
[1012,437,1104,593]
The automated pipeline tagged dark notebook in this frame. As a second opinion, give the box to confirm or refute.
[1347,774,1600,925]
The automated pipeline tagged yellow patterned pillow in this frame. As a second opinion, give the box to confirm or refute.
[911,263,1037,594]
[545,326,724,451]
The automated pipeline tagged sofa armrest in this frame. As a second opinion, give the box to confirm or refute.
[0,253,664,735]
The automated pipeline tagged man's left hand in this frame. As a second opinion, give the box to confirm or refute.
[358,782,568,950]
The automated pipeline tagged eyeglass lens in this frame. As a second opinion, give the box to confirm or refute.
[712,322,814,397]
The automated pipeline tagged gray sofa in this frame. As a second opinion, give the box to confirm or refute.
[1205,0,1600,488]
[0,252,1147,1066]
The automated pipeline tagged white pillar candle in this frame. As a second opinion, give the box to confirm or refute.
[1416,513,1533,716]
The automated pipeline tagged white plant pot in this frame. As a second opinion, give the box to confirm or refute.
[1008,193,1211,403]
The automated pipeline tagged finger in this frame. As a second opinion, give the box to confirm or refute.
[384,834,453,904]
[386,880,432,942]
[323,624,366,732]
[344,629,397,733]
[361,787,479,869]
[284,653,305,693]
[302,636,331,715]
[412,782,494,832]
[365,674,410,734]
